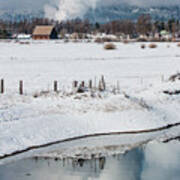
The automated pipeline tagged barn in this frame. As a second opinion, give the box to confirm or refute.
[32,25,58,40]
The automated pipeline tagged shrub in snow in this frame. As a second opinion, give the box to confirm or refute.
[104,43,116,50]
[19,41,30,45]
[137,37,147,42]
[169,73,180,82]
[102,37,115,42]
[177,43,180,47]
[86,39,91,43]
[73,39,79,43]
[77,86,86,93]
[149,44,157,49]
[150,38,160,42]
[33,90,51,98]
[141,44,146,49]
[123,40,129,44]
[95,38,103,43]
[64,39,69,43]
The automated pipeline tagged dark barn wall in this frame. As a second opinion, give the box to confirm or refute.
[32,35,50,40]
[50,28,58,39]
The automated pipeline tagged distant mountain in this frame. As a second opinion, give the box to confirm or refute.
[84,5,180,22]
[0,4,180,22]
[0,0,48,11]
[0,9,44,21]
[0,0,46,21]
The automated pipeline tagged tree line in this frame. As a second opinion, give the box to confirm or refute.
[0,14,180,38]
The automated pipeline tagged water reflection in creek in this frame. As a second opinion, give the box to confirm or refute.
[0,141,180,180]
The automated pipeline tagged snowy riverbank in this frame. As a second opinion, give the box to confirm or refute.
[1,41,180,157]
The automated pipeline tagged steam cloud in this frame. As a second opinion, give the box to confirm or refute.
[44,0,101,22]
[44,0,180,22]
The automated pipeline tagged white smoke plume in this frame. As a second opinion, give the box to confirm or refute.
[44,0,101,22]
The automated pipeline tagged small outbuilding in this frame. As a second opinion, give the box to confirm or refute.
[32,25,58,40]
[17,34,31,40]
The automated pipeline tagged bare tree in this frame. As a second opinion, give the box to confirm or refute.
[136,14,152,36]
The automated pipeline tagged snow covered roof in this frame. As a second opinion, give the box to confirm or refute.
[33,25,54,36]
[17,34,31,39]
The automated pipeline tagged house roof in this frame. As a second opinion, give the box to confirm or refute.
[33,25,54,36]
[160,30,169,35]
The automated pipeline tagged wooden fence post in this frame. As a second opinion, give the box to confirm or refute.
[98,80,103,91]
[101,75,106,90]
[73,81,78,88]
[1,79,4,94]
[19,80,23,95]
[89,80,92,89]
[54,81,58,92]
[81,81,85,88]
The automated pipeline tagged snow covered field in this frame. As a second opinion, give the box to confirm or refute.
[1,41,180,158]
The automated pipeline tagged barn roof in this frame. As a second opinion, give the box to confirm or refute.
[33,25,54,36]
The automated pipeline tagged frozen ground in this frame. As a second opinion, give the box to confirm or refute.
[0,41,180,157]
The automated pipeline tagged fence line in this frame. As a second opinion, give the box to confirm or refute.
[0,75,167,95]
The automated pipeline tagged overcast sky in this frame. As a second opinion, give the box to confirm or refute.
[0,0,49,10]
[104,0,180,6]
[0,0,180,10]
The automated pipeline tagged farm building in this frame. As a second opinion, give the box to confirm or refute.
[16,34,31,40]
[32,25,58,40]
